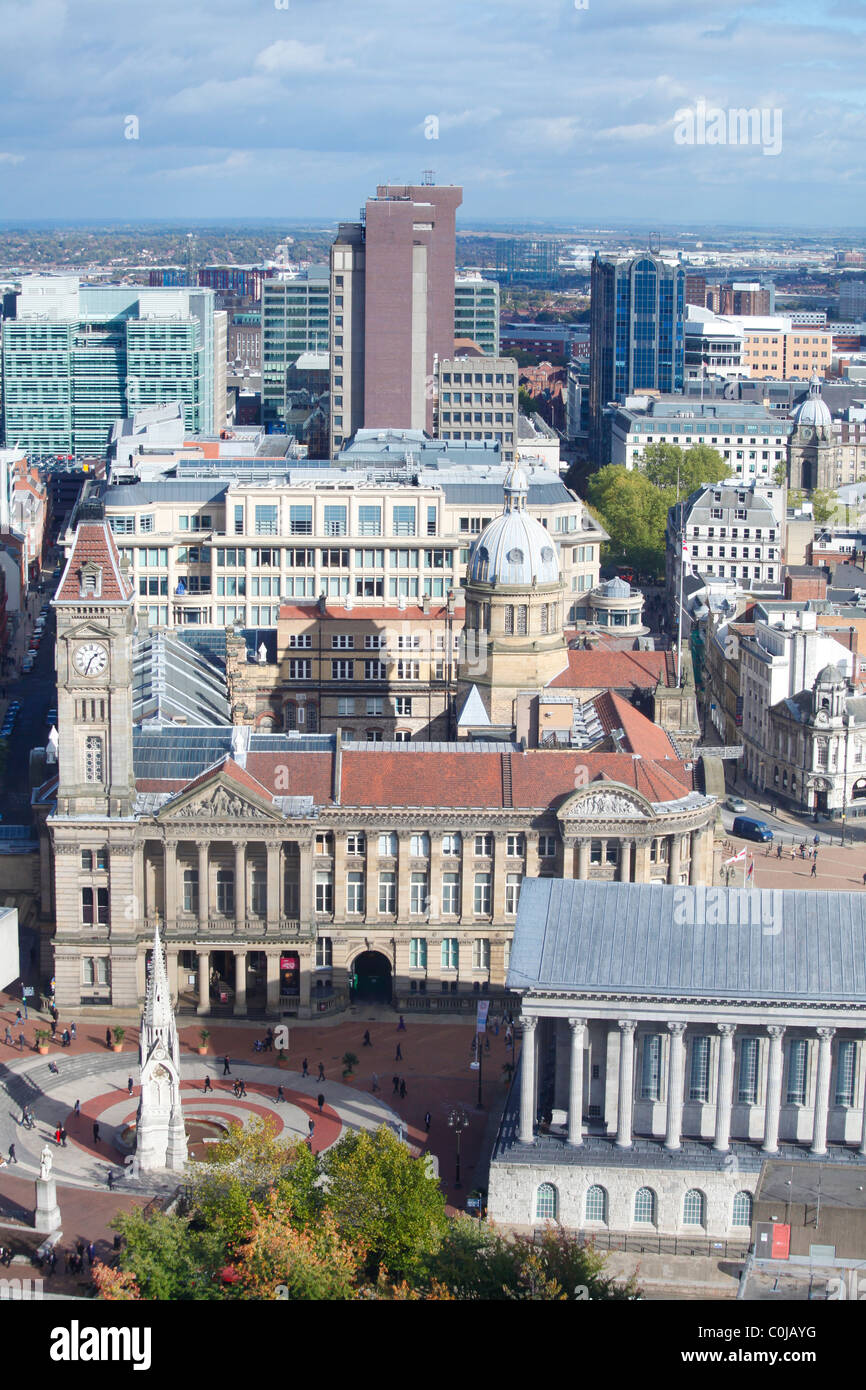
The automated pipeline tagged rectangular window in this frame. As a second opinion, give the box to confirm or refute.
[410,872,428,914]
[81,850,93,871]
[183,869,199,914]
[379,872,396,913]
[441,938,459,970]
[216,869,235,916]
[315,874,333,914]
[441,873,460,915]
[393,505,416,537]
[395,697,412,716]
[410,833,429,858]
[689,1036,711,1102]
[506,833,525,858]
[409,937,427,969]
[475,833,493,857]
[315,936,333,969]
[378,832,397,857]
[331,660,354,680]
[81,887,94,925]
[358,505,382,537]
[474,873,491,915]
[346,832,366,856]
[441,832,461,856]
[324,505,347,537]
[366,697,384,716]
[538,835,556,858]
[738,1037,759,1104]
[836,1039,856,1107]
[365,661,386,681]
[255,504,278,536]
[787,1038,809,1105]
[472,938,490,970]
[288,660,312,680]
[346,872,365,914]
[84,735,104,783]
[505,873,521,915]
[641,1034,662,1101]
[290,505,313,536]
[337,697,355,716]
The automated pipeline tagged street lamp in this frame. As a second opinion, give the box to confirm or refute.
[447,1107,469,1189]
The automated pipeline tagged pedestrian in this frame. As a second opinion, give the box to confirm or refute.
[392,1074,399,1094]
[60,1127,67,1147]
[70,1021,76,1041]
[399,1078,406,1099]
[50,1017,57,1039]
[302,1057,309,1078]
[776,844,782,859]
[17,1032,24,1051]
[61,1029,70,1048]
[55,1125,62,1145]
[862,871,866,887]
[395,1042,402,1061]
[424,1110,431,1133]
[74,1098,80,1117]
[15,1009,21,1026]
[127,1076,133,1096]
[87,1241,95,1266]
[276,1084,285,1103]
[397,1015,406,1031]
[814,833,820,846]
[49,1249,57,1274]
[317,1093,324,1112]
[308,1118,315,1138]
[3,1025,10,1046]
[317,1062,325,1082]
[238,1079,247,1098]
[811,861,818,878]
[223,1055,231,1076]
[371,1072,379,1092]
[232,1079,240,1097]
[362,1029,371,1047]
[107,1171,114,1191]
[485,1034,490,1052]
[92,1122,100,1144]
[494,1021,499,1038]
[105,1027,111,1049]
[7,1144,15,1164]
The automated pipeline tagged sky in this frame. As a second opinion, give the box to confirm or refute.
[0,0,865,228]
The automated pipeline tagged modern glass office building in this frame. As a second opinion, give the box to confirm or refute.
[454,275,500,355]
[589,253,685,462]
[1,278,215,456]
[262,267,330,430]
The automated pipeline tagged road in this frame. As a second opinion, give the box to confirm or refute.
[0,596,57,823]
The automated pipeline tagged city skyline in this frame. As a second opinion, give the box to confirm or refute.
[0,0,864,226]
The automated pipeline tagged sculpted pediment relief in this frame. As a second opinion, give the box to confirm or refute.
[558,785,653,820]
[160,782,279,822]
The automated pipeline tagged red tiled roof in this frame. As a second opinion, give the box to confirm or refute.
[179,756,276,805]
[54,522,133,604]
[591,690,677,759]
[547,648,674,691]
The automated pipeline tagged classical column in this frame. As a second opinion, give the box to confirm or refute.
[196,949,209,1015]
[689,830,703,886]
[577,841,590,880]
[567,1017,586,1147]
[233,950,247,1017]
[163,841,177,928]
[668,834,682,885]
[397,831,413,921]
[518,1015,538,1145]
[633,839,652,883]
[298,840,314,925]
[714,1024,737,1153]
[333,834,348,920]
[762,1025,786,1154]
[811,1027,836,1157]
[267,842,281,927]
[233,839,247,928]
[618,840,633,883]
[665,1022,687,1151]
[265,951,281,1014]
[616,1020,637,1148]
[197,842,209,928]
[492,834,508,919]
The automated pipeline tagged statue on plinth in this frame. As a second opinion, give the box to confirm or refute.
[39,1146,52,1182]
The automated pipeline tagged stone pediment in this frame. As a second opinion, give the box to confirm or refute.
[557,784,654,821]
[158,776,281,823]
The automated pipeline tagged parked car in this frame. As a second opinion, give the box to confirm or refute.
[45,708,58,725]
[732,815,774,843]
[22,655,34,672]
[726,796,748,813]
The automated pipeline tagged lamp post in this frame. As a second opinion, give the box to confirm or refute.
[472,1030,485,1110]
[447,1107,469,1189]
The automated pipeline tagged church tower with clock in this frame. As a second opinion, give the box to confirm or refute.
[53,511,136,818]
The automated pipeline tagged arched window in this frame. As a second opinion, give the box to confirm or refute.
[732,1191,753,1228]
[585,1185,608,1224]
[535,1183,558,1221]
[634,1187,656,1224]
[683,1189,706,1226]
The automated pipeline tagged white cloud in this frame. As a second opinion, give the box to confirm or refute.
[255,39,343,74]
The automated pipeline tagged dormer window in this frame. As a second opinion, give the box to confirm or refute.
[79,563,102,599]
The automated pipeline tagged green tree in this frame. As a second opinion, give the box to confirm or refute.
[811,488,838,526]
[231,1197,366,1301]
[641,442,731,498]
[190,1118,320,1244]
[111,1207,225,1301]
[321,1125,448,1280]
[585,465,669,572]
[773,460,788,487]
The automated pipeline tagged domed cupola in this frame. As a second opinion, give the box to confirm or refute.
[792,374,832,434]
[812,663,848,719]
[467,464,561,588]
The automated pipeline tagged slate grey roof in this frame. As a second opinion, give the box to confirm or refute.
[507,879,866,1003]
[133,632,230,726]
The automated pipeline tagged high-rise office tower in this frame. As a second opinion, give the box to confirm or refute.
[589,252,685,462]
[454,274,500,355]
[329,183,462,454]
[262,267,330,431]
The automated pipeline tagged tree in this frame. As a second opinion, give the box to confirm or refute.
[321,1125,448,1280]
[773,460,788,487]
[110,1207,225,1301]
[585,465,669,572]
[641,442,731,498]
[231,1197,366,1301]
[811,488,837,526]
[190,1118,320,1244]
[424,1217,640,1300]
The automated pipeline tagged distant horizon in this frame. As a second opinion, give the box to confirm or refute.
[0,217,865,237]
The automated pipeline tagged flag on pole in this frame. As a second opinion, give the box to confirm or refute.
[724,847,747,865]
[682,539,691,572]
[747,858,754,880]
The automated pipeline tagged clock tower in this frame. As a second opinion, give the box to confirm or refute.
[52,513,136,818]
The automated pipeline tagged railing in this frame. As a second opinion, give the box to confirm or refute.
[574,1230,750,1260]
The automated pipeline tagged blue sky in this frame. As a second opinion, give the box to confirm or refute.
[0,0,864,226]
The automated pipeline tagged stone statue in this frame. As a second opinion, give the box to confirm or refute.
[40,1146,52,1182]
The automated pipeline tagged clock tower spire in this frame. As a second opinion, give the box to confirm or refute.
[52,512,136,817]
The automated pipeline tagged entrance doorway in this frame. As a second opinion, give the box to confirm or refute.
[352,951,392,1003]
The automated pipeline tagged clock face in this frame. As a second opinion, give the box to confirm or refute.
[73,642,108,677]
